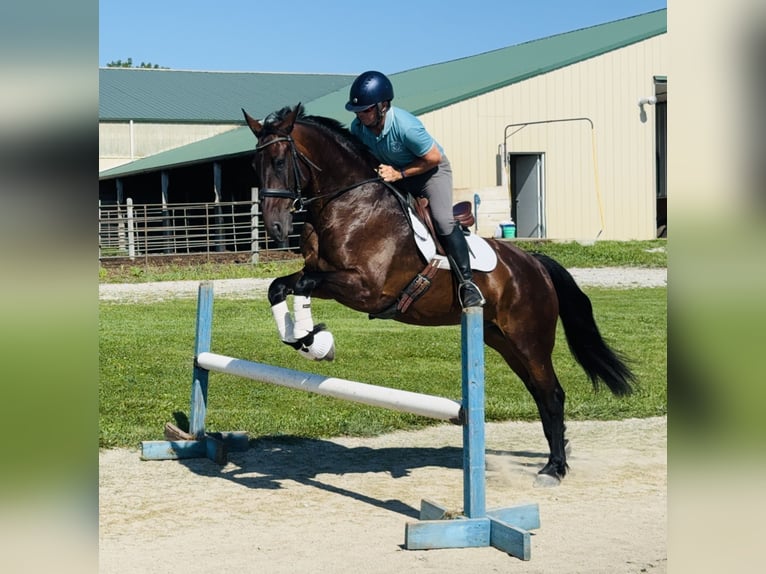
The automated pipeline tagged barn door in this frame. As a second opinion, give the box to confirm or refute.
[509,153,544,238]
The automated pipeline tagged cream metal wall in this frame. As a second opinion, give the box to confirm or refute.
[420,34,667,240]
[99,122,239,172]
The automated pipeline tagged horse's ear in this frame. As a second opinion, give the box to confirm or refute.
[282,103,302,133]
[242,108,263,136]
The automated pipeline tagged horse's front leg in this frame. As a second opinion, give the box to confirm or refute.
[267,271,335,361]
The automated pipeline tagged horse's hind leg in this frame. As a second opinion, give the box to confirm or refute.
[485,325,568,486]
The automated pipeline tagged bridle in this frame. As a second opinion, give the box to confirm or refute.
[254,133,322,212]
[254,131,380,213]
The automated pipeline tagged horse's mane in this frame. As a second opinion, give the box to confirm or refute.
[264,104,377,166]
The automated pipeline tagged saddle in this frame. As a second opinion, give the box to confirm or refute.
[412,198,475,254]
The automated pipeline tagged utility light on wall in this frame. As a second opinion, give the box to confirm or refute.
[638,96,657,123]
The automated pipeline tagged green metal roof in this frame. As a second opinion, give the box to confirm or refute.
[306,9,666,119]
[100,9,665,180]
[99,68,356,123]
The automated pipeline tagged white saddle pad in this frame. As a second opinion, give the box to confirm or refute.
[409,208,498,272]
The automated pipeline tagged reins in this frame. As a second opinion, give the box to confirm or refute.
[302,176,382,208]
[254,131,381,212]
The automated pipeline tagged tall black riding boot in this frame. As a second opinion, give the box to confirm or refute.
[439,226,486,308]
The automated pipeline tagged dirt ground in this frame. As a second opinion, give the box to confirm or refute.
[99,416,666,573]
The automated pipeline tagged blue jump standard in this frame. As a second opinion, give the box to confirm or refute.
[140,281,540,559]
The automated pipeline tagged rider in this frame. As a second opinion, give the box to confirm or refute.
[345,70,485,308]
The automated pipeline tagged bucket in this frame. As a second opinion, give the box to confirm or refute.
[500,223,516,239]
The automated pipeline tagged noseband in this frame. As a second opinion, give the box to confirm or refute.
[254,134,322,212]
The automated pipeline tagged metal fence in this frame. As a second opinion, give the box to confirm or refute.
[98,199,300,263]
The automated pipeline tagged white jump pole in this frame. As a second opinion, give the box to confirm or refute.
[196,352,462,423]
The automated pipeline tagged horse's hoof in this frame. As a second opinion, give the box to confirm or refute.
[297,330,335,361]
[533,473,561,488]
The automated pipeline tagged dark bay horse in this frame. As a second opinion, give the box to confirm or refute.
[242,103,634,486]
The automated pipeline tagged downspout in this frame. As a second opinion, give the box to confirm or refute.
[129,120,135,160]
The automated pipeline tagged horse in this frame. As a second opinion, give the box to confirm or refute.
[242,103,634,486]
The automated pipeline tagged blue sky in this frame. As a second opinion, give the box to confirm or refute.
[99,1,666,74]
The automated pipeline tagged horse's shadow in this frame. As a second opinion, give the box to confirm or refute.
[177,435,463,518]
[176,432,549,519]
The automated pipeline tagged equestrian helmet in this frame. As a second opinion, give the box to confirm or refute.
[345,71,394,111]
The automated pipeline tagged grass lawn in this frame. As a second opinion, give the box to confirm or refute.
[99,287,666,449]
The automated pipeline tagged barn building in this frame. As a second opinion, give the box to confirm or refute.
[99,69,357,173]
[99,9,666,255]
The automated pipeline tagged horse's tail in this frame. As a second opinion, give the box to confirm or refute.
[532,253,635,396]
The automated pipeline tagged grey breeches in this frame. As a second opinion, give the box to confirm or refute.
[395,155,455,235]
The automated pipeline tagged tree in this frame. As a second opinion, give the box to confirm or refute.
[106,58,168,69]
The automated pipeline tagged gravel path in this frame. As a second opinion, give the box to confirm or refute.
[99,267,666,303]
[100,416,667,573]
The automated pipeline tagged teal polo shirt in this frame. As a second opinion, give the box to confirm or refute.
[350,106,444,169]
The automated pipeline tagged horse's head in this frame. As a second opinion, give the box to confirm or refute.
[244,103,379,244]
[243,103,313,243]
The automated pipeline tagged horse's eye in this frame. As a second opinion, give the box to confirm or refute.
[274,158,286,170]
